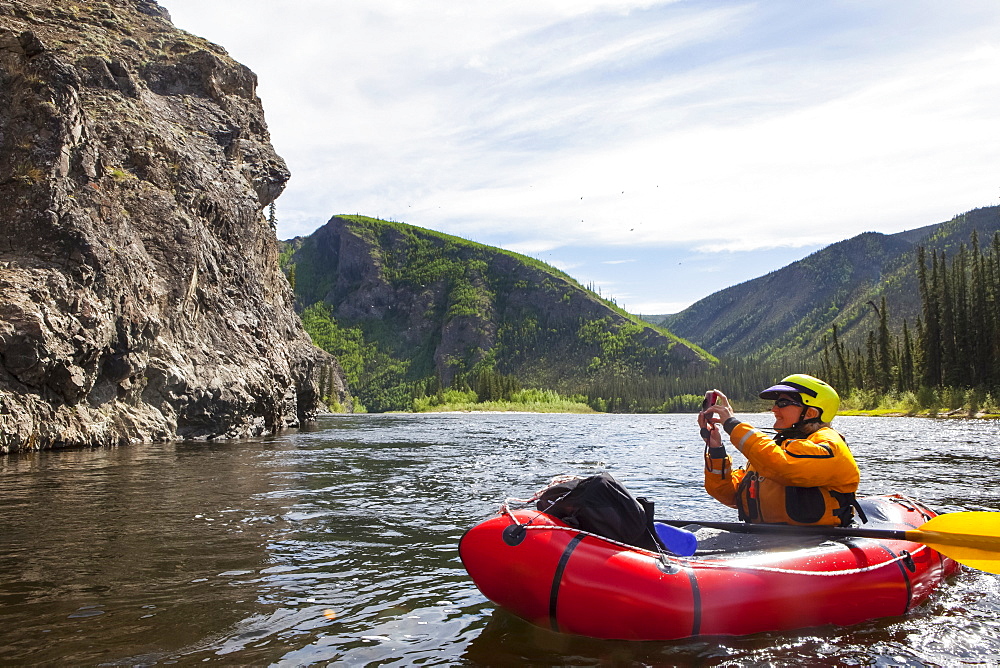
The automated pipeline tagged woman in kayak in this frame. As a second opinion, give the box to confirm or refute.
[698,374,863,526]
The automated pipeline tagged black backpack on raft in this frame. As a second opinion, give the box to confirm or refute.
[535,472,664,551]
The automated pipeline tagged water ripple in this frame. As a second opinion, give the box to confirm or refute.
[0,413,997,664]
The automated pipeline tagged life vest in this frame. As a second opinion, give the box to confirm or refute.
[704,424,862,526]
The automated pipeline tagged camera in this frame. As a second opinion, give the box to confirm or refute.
[701,391,718,411]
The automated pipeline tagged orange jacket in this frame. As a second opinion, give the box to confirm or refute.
[704,422,860,526]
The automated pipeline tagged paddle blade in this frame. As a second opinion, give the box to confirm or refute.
[916,511,1000,574]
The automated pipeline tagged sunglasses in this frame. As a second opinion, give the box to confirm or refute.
[773,398,803,408]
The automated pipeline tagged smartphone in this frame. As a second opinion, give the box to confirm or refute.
[701,391,718,411]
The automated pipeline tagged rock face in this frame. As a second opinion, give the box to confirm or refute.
[0,0,348,452]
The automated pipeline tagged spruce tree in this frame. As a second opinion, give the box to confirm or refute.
[939,251,959,387]
[821,336,834,388]
[969,232,989,386]
[989,233,1000,388]
[951,245,971,386]
[900,320,914,393]
[918,247,942,387]
[877,296,892,391]
[864,331,878,390]
[831,324,851,392]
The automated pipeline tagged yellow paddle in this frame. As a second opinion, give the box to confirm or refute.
[657,511,1000,574]
[912,511,1000,573]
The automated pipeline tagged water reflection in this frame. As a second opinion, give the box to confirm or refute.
[0,414,997,665]
[0,442,296,664]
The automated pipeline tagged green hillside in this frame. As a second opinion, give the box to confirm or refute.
[281,215,714,412]
[663,206,1000,362]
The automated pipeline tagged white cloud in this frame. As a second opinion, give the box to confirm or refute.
[160,0,1000,310]
[416,32,1000,252]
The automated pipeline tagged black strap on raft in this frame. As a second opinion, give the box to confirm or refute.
[831,490,869,527]
[548,533,586,633]
[637,497,667,551]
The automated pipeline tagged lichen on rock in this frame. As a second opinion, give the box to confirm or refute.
[0,0,348,452]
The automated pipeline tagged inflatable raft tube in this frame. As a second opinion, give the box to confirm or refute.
[459,494,960,640]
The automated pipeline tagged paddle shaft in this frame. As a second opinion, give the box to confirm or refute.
[658,510,1000,573]
[656,518,910,541]
[657,518,1000,550]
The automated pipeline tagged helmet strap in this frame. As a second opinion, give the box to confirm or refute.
[778,407,822,437]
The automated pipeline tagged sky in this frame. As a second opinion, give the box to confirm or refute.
[159,0,1000,315]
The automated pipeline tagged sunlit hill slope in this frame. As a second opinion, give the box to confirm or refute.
[281,215,714,410]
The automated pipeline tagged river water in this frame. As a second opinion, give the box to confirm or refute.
[1,413,998,666]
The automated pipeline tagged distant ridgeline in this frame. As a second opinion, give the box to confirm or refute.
[663,205,1000,411]
[280,216,714,412]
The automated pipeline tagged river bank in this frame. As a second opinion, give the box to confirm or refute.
[841,408,1000,419]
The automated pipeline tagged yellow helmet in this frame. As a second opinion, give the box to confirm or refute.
[759,374,840,423]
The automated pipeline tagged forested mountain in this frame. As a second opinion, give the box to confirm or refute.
[281,216,714,411]
[662,206,1000,362]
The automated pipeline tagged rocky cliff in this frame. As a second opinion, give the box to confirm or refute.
[0,0,347,452]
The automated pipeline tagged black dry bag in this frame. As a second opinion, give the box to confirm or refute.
[536,472,662,551]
